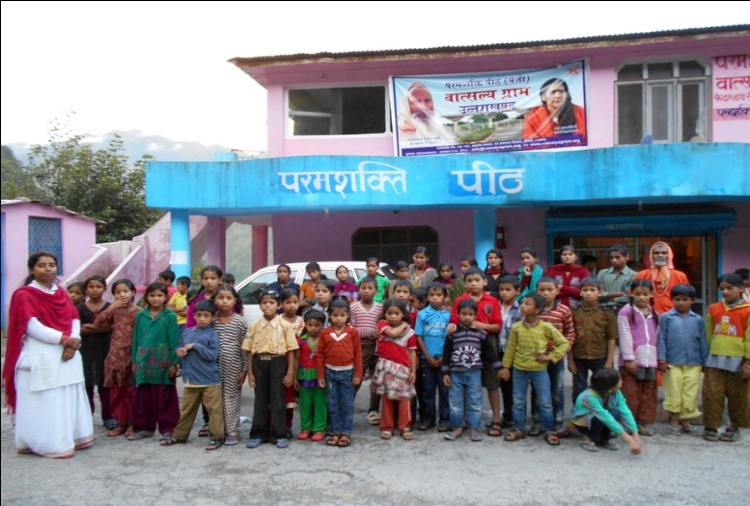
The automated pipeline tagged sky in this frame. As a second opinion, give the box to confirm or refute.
[1,1,747,152]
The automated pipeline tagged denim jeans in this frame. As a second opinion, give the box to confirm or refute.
[532,358,566,425]
[421,360,449,425]
[512,368,553,432]
[325,368,355,435]
[449,370,482,430]
[572,357,607,408]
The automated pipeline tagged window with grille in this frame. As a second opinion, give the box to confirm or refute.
[615,60,708,145]
[28,217,63,274]
[352,226,438,267]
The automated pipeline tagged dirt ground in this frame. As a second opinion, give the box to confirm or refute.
[2,374,749,505]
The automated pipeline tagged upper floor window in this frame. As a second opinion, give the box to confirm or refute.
[287,86,387,136]
[615,60,709,145]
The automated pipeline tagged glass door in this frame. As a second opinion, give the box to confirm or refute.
[552,235,716,315]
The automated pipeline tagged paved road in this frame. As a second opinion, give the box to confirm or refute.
[2,380,748,505]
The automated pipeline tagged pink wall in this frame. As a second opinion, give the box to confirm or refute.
[262,34,749,280]
[722,202,750,273]
[2,202,97,326]
[264,35,749,156]
[272,209,474,268]
[496,207,549,272]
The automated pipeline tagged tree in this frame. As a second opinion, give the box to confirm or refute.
[25,127,162,243]
[1,146,47,200]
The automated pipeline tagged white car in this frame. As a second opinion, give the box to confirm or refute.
[235,261,392,326]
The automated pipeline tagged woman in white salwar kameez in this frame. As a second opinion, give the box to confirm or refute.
[2,252,94,459]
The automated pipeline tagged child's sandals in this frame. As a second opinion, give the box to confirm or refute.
[504,429,525,442]
[160,437,186,446]
[197,424,210,437]
[487,422,503,437]
[444,429,462,441]
[719,427,740,442]
[327,434,340,446]
[337,434,352,447]
[579,440,599,452]
[367,411,381,425]
[380,430,393,440]
[469,429,483,442]
[205,438,223,451]
[703,429,719,442]
[544,432,560,446]
[401,428,414,441]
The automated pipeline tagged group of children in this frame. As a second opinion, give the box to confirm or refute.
[65,246,749,454]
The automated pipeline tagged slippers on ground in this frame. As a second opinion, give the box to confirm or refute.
[504,429,525,442]
[367,411,381,425]
[224,434,240,446]
[327,435,340,446]
[719,428,740,442]
[401,429,414,441]
[107,426,126,438]
[668,426,683,436]
[275,438,289,449]
[444,430,462,441]
[703,429,719,442]
[527,425,543,437]
[487,422,503,437]
[127,431,154,441]
[205,439,224,451]
[197,424,210,437]
[311,432,325,442]
[579,440,599,452]
[160,437,185,446]
[544,432,561,446]
[470,430,483,442]
[337,435,351,447]
[380,431,393,440]
[600,440,619,451]
[246,438,264,449]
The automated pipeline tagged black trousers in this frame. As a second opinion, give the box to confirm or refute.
[249,355,287,441]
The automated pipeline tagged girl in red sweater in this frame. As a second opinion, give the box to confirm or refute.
[316,299,362,448]
[547,245,590,309]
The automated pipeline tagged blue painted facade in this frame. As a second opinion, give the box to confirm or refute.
[147,143,749,215]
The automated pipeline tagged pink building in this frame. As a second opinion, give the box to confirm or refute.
[148,26,750,314]
[1,199,101,328]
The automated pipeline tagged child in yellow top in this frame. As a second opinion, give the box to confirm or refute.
[168,276,190,331]
[501,293,569,445]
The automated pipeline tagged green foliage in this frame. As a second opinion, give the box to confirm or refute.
[470,114,489,123]
[190,260,206,291]
[1,146,47,200]
[24,124,162,243]
[457,128,494,143]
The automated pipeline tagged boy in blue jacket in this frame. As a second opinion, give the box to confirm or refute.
[163,300,224,450]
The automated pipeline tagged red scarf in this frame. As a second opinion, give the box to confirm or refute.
[2,285,78,411]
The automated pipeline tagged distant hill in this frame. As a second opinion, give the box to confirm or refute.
[6,129,235,164]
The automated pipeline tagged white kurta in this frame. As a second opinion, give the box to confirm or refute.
[14,281,94,458]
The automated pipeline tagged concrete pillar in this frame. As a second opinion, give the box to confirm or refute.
[206,217,226,269]
[170,211,191,280]
[252,225,269,272]
[474,208,496,263]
